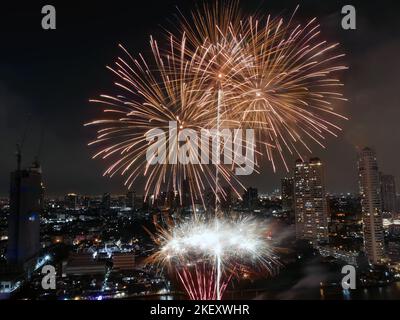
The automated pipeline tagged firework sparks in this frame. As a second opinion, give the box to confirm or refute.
[86,2,347,201]
[86,0,348,301]
[85,35,246,208]
[147,215,279,300]
[176,1,348,172]
[233,10,349,172]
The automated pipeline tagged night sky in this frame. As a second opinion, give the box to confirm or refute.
[1,0,399,196]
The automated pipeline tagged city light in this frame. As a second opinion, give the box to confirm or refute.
[1,0,399,306]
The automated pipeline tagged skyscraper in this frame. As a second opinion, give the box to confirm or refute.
[294,158,329,244]
[380,174,397,214]
[126,190,136,211]
[281,177,295,219]
[101,193,111,211]
[358,147,385,265]
[65,193,78,210]
[7,161,43,269]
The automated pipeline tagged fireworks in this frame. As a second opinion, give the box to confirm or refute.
[147,215,279,300]
[176,2,348,172]
[234,11,348,172]
[85,36,246,208]
[86,2,347,201]
[86,0,348,300]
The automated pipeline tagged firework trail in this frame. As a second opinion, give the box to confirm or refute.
[176,1,348,172]
[85,34,247,209]
[86,2,347,203]
[86,0,347,300]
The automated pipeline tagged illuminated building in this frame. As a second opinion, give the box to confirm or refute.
[1,153,45,298]
[387,241,400,263]
[281,177,295,219]
[318,246,359,266]
[126,190,136,211]
[358,147,385,265]
[102,193,111,211]
[117,195,126,208]
[134,195,144,210]
[294,158,329,244]
[380,174,397,214]
[81,196,91,209]
[63,253,106,276]
[112,253,135,271]
[6,160,43,270]
[389,223,400,237]
[65,193,78,210]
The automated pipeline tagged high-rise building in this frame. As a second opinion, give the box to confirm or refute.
[64,193,78,210]
[112,253,135,271]
[294,158,329,244]
[126,190,136,211]
[358,147,385,265]
[387,241,400,263]
[7,161,43,269]
[115,195,125,208]
[81,196,91,209]
[281,177,294,215]
[101,193,111,211]
[135,195,144,210]
[380,174,397,214]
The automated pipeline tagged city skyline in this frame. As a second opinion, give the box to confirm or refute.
[1,0,400,196]
[2,143,400,300]
[1,149,397,199]
[358,147,386,265]
[1,0,400,306]
[294,158,329,244]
